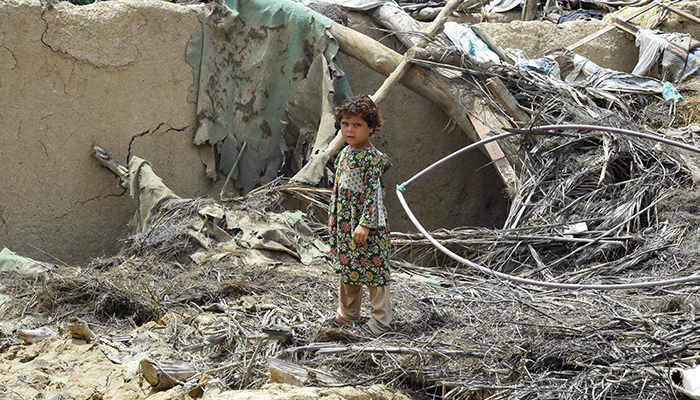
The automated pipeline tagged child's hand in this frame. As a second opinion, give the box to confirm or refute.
[353,225,370,243]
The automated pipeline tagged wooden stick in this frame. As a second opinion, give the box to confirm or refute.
[566,2,656,51]
[219,140,247,201]
[660,0,700,25]
[466,112,518,188]
[315,345,483,357]
[371,0,465,104]
[470,25,514,65]
[90,146,128,178]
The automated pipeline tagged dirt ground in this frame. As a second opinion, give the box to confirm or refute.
[3,0,700,399]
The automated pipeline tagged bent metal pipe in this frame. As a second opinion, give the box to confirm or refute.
[397,124,700,290]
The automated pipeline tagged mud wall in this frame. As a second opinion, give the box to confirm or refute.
[480,19,639,72]
[0,0,505,264]
[0,0,208,264]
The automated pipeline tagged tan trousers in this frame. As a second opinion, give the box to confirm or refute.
[336,281,392,335]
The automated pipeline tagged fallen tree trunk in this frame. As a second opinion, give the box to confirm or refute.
[371,0,465,104]
[292,19,517,188]
[370,1,425,48]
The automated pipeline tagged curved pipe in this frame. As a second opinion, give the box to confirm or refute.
[397,124,700,290]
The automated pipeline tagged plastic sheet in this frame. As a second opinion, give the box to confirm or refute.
[484,0,522,13]
[443,22,501,64]
[662,81,682,101]
[507,49,561,79]
[633,29,667,76]
[671,366,700,399]
[684,49,700,80]
[565,54,669,95]
[565,54,602,83]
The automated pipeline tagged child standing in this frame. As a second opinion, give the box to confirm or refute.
[327,95,391,337]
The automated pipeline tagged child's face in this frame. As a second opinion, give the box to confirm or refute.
[340,114,373,149]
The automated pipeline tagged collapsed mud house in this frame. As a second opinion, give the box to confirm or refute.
[3,0,700,398]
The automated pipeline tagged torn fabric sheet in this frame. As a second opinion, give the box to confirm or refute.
[633,29,669,76]
[662,33,695,83]
[126,154,328,265]
[633,29,699,82]
[128,156,182,232]
[186,0,349,193]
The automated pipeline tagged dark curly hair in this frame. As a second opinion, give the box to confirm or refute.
[334,95,383,137]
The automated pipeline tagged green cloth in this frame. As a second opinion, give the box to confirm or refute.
[0,247,48,275]
[186,0,351,192]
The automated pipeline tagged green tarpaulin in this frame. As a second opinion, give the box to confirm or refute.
[186,0,350,192]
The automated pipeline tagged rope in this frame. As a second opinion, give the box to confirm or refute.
[397,124,700,290]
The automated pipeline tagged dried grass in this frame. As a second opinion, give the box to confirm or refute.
[4,31,700,400]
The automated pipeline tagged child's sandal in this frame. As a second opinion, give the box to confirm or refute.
[322,315,350,328]
[352,323,379,338]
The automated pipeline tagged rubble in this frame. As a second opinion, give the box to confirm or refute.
[2,0,700,399]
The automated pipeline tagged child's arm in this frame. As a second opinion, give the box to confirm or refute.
[354,152,386,242]
[353,225,370,243]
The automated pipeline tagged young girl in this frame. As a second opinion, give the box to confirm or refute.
[327,95,391,337]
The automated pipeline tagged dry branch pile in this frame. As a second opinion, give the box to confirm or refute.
[4,5,700,400]
[4,142,700,400]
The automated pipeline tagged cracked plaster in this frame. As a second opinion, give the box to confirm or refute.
[0,0,211,263]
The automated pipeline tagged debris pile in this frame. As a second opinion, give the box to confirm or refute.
[2,0,700,399]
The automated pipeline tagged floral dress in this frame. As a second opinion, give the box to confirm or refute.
[329,145,390,286]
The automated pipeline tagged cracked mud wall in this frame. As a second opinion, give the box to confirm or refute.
[0,0,208,263]
[0,0,513,265]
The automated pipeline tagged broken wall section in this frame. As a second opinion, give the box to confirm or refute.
[479,1,700,74]
[0,0,211,264]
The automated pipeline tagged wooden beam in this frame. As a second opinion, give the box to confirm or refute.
[661,0,700,25]
[467,112,518,188]
[566,2,656,52]
[522,0,538,21]
[485,77,529,124]
[371,0,465,104]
